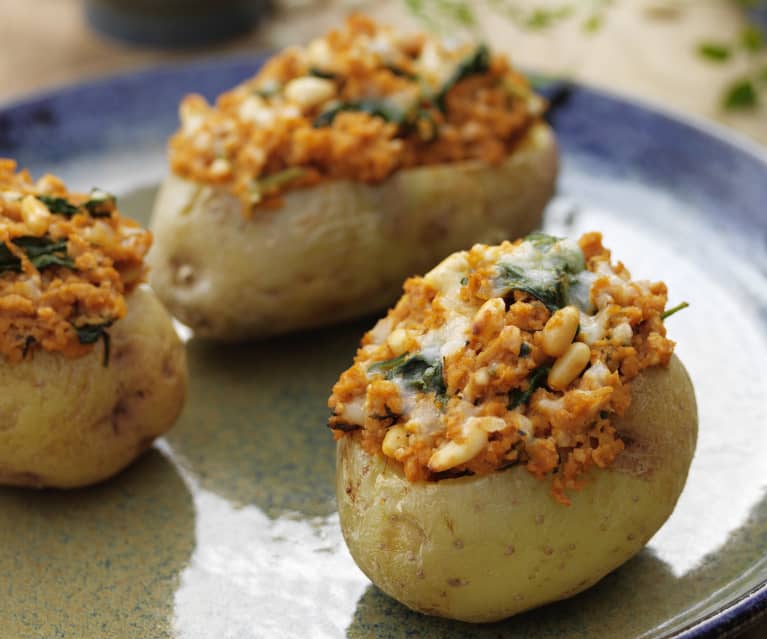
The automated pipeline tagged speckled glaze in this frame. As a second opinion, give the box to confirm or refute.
[0,57,766,639]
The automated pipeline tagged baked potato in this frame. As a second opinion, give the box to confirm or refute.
[0,161,187,488]
[148,15,558,340]
[328,232,697,622]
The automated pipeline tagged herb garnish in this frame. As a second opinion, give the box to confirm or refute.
[82,189,117,217]
[495,263,571,312]
[74,321,113,367]
[250,167,307,204]
[36,195,78,217]
[385,63,417,80]
[370,352,448,401]
[434,44,490,111]
[493,233,585,312]
[308,67,337,80]
[661,301,689,320]
[0,236,74,273]
[508,365,550,410]
[37,190,117,218]
[313,99,407,127]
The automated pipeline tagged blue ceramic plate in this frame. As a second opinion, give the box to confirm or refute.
[1,56,766,639]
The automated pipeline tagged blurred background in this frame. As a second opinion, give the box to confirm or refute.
[0,1,765,637]
[0,0,765,146]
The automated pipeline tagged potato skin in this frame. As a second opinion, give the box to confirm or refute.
[148,123,557,340]
[0,286,187,489]
[336,355,697,622]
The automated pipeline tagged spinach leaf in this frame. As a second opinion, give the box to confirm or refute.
[368,352,409,374]
[82,189,117,217]
[508,365,550,410]
[385,63,417,80]
[370,352,447,400]
[0,236,74,273]
[313,99,408,127]
[524,232,560,250]
[434,44,491,111]
[496,263,570,311]
[74,321,113,367]
[250,167,307,204]
[308,67,337,80]
[37,195,78,217]
[493,234,585,311]
[661,301,689,320]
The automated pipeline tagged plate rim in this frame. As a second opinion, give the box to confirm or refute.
[0,54,765,639]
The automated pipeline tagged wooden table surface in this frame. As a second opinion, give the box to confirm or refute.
[1,1,765,637]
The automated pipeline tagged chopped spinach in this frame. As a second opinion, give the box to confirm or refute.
[434,44,491,111]
[385,64,417,80]
[661,301,689,320]
[308,67,337,80]
[496,262,570,311]
[250,167,307,204]
[370,352,447,400]
[508,365,550,410]
[83,189,117,217]
[412,109,438,142]
[254,81,280,98]
[37,189,116,218]
[493,234,586,312]
[524,231,560,250]
[313,99,407,127]
[74,321,113,367]
[519,342,531,357]
[36,195,78,217]
[0,236,74,273]
[369,352,409,374]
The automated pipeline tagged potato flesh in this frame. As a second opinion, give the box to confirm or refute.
[148,123,558,340]
[0,286,187,488]
[336,355,697,622]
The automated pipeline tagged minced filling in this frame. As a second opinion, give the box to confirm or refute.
[328,232,676,504]
[168,14,543,212]
[0,160,151,363]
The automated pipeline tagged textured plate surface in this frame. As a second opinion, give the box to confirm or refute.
[0,56,766,639]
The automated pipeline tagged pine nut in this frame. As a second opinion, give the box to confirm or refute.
[21,195,51,236]
[541,305,579,357]
[548,342,591,390]
[471,297,506,341]
[428,418,488,471]
[382,425,409,458]
[477,416,507,433]
[284,77,336,109]
[386,328,409,356]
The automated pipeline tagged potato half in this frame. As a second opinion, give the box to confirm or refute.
[336,354,697,623]
[0,286,187,488]
[148,122,557,340]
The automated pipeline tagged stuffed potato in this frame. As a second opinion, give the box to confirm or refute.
[328,232,697,622]
[0,161,187,488]
[149,15,558,339]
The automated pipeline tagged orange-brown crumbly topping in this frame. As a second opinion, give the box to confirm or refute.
[168,14,542,212]
[0,159,151,362]
[328,232,675,504]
